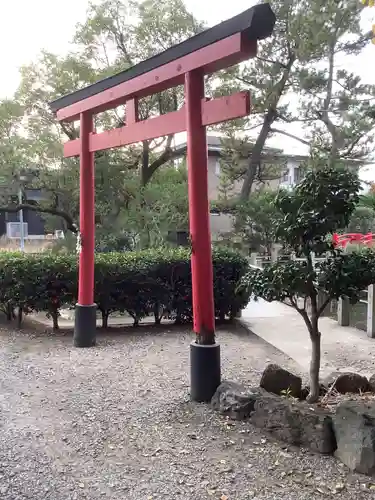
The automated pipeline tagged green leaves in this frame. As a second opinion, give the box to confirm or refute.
[275,166,361,254]
[0,248,249,326]
[316,248,375,303]
[215,190,281,254]
[240,164,374,401]
[347,206,375,234]
[219,0,374,201]
[0,0,207,246]
[240,165,375,319]
[242,259,315,304]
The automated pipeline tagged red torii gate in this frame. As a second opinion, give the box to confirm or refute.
[50,3,275,401]
[333,232,375,248]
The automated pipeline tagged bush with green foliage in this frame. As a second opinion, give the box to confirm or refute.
[241,166,375,403]
[0,248,249,330]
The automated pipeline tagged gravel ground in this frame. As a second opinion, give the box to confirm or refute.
[0,322,375,500]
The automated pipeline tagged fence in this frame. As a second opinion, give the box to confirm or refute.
[332,233,375,337]
[250,250,375,338]
[336,288,375,337]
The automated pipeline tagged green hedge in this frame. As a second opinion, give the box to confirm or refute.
[0,248,249,329]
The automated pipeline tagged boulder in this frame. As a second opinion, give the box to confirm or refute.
[333,401,375,475]
[260,364,302,398]
[323,372,369,394]
[250,392,336,454]
[211,381,265,420]
[368,374,375,393]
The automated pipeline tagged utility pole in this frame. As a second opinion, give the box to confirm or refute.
[18,185,25,252]
[18,171,31,252]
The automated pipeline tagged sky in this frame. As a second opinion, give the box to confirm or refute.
[1,0,374,178]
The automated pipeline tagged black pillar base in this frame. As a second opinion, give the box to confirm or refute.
[73,303,97,348]
[190,341,221,402]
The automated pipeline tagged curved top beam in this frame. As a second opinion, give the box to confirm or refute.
[50,3,276,121]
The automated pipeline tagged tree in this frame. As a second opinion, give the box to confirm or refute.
[43,162,189,252]
[213,190,280,256]
[101,164,189,250]
[73,0,204,186]
[218,134,287,195]
[359,189,375,212]
[347,206,375,233]
[236,191,280,256]
[216,0,375,201]
[241,166,375,402]
[361,0,375,8]
[0,0,203,236]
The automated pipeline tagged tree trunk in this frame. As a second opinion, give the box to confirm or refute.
[141,140,150,187]
[240,114,274,201]
[321,43,342,168]
[240,54,296,202]
[17,307,23,328]
[51,310,59,331]
[6,303,14,321]
[299,291,322,404]
[154,303,162,325]
[101,310,109,329]
[307,316,321,403]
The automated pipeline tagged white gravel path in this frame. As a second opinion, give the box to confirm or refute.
[0,322,374,500]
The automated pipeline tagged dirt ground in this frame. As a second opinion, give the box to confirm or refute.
[0,322,374,500]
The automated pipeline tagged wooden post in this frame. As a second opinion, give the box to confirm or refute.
[185,70,215,341]
[337,297,350,326]
[317,291,330,317]
[74,112,97,347]
[367,284,375,338]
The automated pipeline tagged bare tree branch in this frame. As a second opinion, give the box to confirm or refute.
[335,30,373,53]
[340,133,369,159]
[318,297,331,317]
[270,127,311,146]
[256,56,288,69]
[0,204,78,233]
[143,135,183,185]
[278,113,315,124]
[240,51,296,200]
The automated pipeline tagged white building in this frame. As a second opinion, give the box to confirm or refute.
[174,136,309,239]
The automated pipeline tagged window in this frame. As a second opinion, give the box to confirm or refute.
[294,167,301,183]
[6,222,29,238]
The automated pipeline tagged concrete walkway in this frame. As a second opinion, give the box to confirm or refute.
[242,298,375,378]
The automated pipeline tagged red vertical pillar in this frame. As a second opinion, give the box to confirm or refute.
[79,112,95,305]
[74,112,97,347]
[185,70,215,343]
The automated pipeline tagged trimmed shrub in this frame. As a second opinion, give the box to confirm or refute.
[0,248,249,329]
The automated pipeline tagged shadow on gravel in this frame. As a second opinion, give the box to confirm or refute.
[0,313,248,341]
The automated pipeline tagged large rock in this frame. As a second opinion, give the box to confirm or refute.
[368,374,375,393]
[250,392,336,454]
[323,372,369,394]
[333,401,375,475]
[260,364,302,398]
[211,381,265,420]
